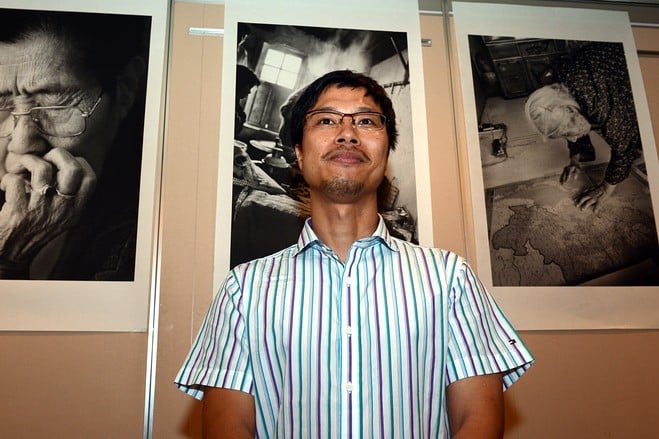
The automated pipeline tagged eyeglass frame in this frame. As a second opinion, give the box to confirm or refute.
[0,91,104,138]
[304,109,388,131]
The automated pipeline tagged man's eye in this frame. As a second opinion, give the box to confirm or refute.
[357,117,376,126]
[318,117,337,125]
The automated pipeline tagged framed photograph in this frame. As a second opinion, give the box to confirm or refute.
[0,0,169,331]
[214,0,432,289]
[453,2,659,329]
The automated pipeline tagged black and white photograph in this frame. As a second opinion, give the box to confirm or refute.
[469,35,659,287]
[0,9,150,281]
[229,22,419,268]
[0,0,168,331]
[454,2,659,329]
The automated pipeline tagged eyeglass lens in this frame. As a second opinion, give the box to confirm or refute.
[0,107,86,137]
[307,111,386,130]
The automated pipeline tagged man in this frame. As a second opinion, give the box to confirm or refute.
[0,10,148,279]
[176,70,533,437]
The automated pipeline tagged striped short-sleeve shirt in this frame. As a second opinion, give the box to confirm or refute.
[175,217,534,438]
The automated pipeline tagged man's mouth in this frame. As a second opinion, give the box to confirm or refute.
[323,149,368,165]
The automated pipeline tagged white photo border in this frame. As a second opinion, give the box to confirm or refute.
[214,0,432,291]
[0,0,169,331]
[453,2,659,330]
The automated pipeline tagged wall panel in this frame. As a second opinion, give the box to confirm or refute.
[0,332,147,438]
[153,3,223,437]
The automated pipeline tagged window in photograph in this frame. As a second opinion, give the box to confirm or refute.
[260,47,302,89]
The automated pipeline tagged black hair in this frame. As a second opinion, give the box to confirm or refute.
[236,65,261,91]
[289,70,398,151]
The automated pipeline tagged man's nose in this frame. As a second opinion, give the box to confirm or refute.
[6,115,50,155]
[335,116,360,144]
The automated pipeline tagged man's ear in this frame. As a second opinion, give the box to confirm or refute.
[295,144,303,169]
[114,56,147,119]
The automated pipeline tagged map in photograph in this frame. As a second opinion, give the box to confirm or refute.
[488,165,659,286]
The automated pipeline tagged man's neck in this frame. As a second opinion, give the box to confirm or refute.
[309,197,379,262]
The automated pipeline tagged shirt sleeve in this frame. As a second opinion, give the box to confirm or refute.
[174,271,254,399]
[446,257,534,390]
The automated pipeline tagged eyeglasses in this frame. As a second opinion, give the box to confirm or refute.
[305,110,387,131]
[0,92,103,138]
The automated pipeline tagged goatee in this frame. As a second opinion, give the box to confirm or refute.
[320,177,364,198]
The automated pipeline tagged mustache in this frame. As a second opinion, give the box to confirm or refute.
[321,146,369,162]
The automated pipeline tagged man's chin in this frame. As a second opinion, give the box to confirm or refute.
[320,178,364,199]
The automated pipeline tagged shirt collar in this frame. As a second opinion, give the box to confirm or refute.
[295,214,398,256]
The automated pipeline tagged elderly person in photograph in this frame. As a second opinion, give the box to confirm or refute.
[525,42,642,213]
[0,10,148,280]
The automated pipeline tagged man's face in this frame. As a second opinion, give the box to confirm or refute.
[295,85,389,204]
[0,31,124,183]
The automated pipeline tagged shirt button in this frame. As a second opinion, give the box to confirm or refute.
[346,382,353,393]
[346,326,353,336]
[345,276,352,285]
